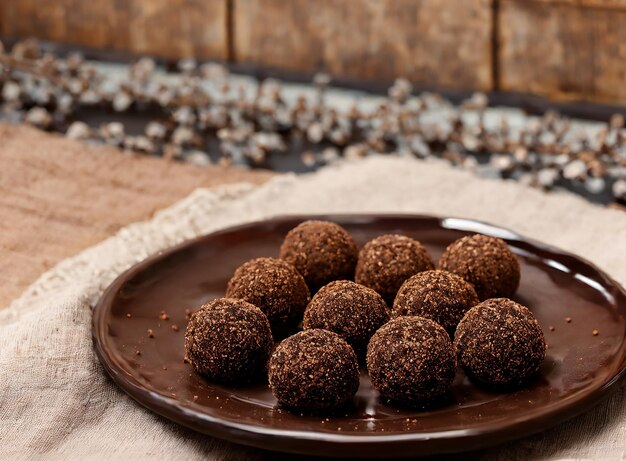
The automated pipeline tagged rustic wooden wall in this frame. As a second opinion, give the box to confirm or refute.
[499,0,626,104]
[232,0,493,91]
[1,0,626,104]
[0,0,227,60]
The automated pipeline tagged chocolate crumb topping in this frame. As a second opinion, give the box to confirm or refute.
[356,234,435,304]
[184,298,273,385]
[303,280,389,359]
[367,316,456,407]
[439,234,520,300]
[279,221,358,292]
[393,270,479,335]
[268,329,359,412]
[226,257,310,338]
[454,298,546,389]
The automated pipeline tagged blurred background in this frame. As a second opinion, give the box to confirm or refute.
[2,0,626,199]
[2,0,625,103]
[1,0,626,304]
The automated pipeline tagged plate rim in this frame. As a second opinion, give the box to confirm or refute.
[92,213,626,457]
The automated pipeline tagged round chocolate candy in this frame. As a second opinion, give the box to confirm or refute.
[226,257,310,337]
[279,220,358,292]
[367,316,456,407]
[393,270,479,335]
[268,329,359,412]
[303,280,389,358]
[454,298,546,389]
[184,298,273,384]
[356,234,435,304]
[438,233,520,300]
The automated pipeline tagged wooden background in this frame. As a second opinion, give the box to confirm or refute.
[0,122,272,307]
[1,0,626,104]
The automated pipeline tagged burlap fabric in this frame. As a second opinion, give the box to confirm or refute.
[2,157,626,460]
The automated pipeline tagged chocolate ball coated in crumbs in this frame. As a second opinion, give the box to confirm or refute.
[226,257,310,337]
[438,234,520,300]
[393,270,479,335]
[454,298,546,389]
[303,280,390,358]
[279,221,358,292]
[268,329,359,412]
[184,298,273,384]
[367,316,456,407]
[355,234,435,304]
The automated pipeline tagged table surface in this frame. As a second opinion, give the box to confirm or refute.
[2,113,623,309]
[0,123,273,308]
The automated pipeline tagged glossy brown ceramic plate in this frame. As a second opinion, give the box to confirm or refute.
[93,215,626,458]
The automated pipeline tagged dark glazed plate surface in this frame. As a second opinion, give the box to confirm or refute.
[93,215,626,458]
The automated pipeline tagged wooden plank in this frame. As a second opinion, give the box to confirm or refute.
[3,0,625,103]
[63,0,127,49]
[499,0,626,104]
[233,0,493,91]
[0,0,227,60]
[530,0,626,9]
[590,5,626,103]
[0,123,273,308]
[127,0,227,59]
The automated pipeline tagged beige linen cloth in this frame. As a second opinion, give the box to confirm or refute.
[2,156,626,460]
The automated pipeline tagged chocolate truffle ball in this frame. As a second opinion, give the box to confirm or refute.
[367,316,456,407]
[303,280,390,358]
[355,234,435,304]
[454,298,546,389]
[393,270,479,335]
[279,220,358,292]
[184,298,273,385]
[268,329,359,412]
[226,257,310,337]
[438,234,520,300]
